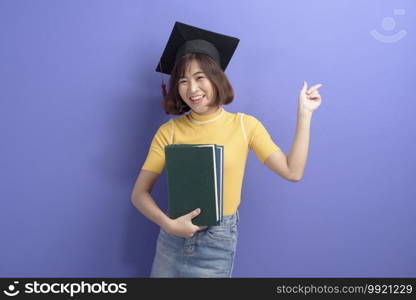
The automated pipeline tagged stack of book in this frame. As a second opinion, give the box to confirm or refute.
[164,144,224,226]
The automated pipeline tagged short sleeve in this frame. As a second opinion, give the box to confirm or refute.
[246,115,281,164]
[141,120,172,174]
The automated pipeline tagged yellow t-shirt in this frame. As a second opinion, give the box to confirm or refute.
[141,107,281,216]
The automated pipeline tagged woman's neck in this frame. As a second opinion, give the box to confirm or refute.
[188,106,224,124]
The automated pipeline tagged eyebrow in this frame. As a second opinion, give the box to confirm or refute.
[179,71,205,79]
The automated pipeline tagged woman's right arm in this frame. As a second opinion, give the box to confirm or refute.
[130,169,207,237]
[130,169,172,231]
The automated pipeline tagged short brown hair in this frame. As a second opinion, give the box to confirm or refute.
[161,52,234,115]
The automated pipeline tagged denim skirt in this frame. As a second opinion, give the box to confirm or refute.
[150,210,239,278]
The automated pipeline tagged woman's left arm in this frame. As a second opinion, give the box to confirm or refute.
[287,81,323,181]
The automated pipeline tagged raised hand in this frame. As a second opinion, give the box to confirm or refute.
[298,81,323,116]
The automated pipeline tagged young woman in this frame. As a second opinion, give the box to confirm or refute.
[130,22,322,277]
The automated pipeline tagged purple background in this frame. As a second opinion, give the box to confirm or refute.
[1,0,415,277]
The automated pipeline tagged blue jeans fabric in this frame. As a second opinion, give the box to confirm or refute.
[150,210,240,278]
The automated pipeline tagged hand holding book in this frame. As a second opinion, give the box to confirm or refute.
[164,208,208,238]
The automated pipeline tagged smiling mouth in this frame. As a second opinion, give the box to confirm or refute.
[190,95,205,103]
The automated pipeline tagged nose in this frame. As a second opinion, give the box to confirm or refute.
[189,80,199,94]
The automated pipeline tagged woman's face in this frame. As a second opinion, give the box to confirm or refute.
[178,59,218,115]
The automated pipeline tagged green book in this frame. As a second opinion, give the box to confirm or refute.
[165,144,224,226]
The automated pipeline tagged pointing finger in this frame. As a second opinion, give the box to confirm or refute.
[307,84,322,94]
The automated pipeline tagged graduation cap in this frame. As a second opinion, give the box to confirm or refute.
[156,21,240,76]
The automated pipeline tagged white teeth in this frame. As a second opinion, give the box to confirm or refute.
[190,95,204,100]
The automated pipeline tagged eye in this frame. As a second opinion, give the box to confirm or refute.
[197,76,204,80]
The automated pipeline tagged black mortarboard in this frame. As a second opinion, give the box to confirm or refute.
[156,21,240,75]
